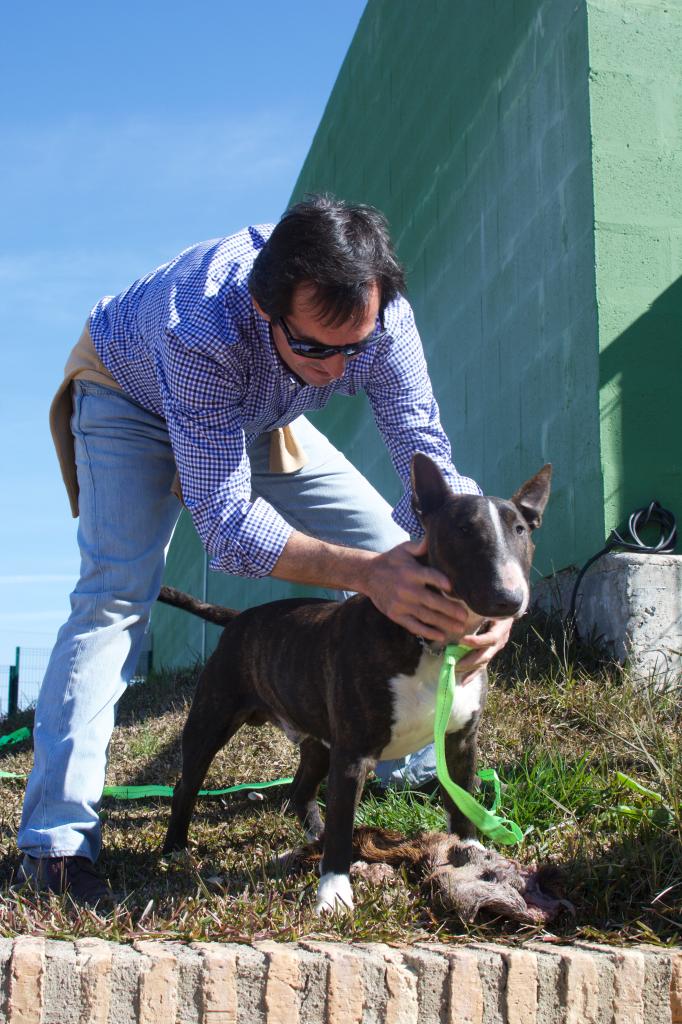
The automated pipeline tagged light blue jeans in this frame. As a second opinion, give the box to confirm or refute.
[19,381,433,862]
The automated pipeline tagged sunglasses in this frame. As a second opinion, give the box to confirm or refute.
[277,316,387,360]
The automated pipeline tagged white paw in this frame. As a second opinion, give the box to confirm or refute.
[460,838,486,851]
[315,872,354,915]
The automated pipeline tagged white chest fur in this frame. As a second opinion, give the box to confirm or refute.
[379,650,484,760]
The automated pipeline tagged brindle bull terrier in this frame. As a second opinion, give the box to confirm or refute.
[159,454,551,914]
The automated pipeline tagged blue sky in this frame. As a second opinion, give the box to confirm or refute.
[0,1,366,668]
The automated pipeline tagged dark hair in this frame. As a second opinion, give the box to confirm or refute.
[248,194,406,326]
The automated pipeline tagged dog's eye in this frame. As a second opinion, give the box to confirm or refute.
[515,524,526,535]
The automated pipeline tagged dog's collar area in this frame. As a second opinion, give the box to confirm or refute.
[417,636,447,657]
[418,636,471,658]
[417,620,491,657]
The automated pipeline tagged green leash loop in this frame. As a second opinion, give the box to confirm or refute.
[435,643,523,846]
[0,726,31,749]
[0,728,32,779]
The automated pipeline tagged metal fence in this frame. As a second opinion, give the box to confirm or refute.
[1,647,52,717]
[0,667,9,718]
[1,641,153,719]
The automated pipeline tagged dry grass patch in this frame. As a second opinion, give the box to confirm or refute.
[0,617,680,946]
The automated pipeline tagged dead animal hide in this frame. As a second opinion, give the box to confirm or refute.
[277,826,573,925]
[352,826,573,925]
[417,835,569,925]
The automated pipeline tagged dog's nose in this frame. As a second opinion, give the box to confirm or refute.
[487,588,525,617]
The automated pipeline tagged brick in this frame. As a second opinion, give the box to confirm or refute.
[75,939,112,1024]
[367,945,419,1024]
[8,937,45,1024]
[672,951,682,1024]
[134,941,178,1024]
[611,950,645,1023]
[254,942,301,1024]
[172,945,205,1024]
[192,942,238,1024]
[404,946,450,1024]
[443,948,484,1024]
[504,949,538,1024]
[43,942,79,1024]
[560,948,601,1024]
[302,942,364,1024]
[235,940,268,1024]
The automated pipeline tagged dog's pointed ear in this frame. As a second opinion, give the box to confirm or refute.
[511,464,552,530]
[411,453,451,520]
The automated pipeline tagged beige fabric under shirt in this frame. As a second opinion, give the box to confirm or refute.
[49,321,308,518]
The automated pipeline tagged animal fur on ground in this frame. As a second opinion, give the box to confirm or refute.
[278,825,572,925]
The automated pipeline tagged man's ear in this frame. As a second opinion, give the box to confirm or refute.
[411,453,451,521]
[252,297,271,322]
[511,464,552,530]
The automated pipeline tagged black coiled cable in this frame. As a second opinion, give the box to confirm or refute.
[568,501,678,623]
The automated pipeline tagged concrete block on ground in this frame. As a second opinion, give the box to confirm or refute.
[532,552,682,682]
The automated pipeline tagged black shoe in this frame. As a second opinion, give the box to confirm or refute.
[18,854,114,909]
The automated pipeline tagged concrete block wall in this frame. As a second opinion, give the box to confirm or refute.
[587,0,682,537]
[1,936,680,1023]
[289,0,602,578]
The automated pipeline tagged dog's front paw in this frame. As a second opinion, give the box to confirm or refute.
[315,872,354,915]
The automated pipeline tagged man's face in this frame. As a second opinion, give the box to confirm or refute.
[255,281,381,387]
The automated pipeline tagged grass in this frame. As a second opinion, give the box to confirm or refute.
[0,614,680,946]
[355,786,447,834]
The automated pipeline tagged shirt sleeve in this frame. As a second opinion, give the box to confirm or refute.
[365,298,481,536]
[159,329,293,577]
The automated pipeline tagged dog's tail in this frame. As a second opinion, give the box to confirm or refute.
[157,585,239,626]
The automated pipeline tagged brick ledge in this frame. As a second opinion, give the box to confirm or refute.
[0,936,680,1023]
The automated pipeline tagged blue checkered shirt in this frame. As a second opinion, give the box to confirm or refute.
[89,225,480,578]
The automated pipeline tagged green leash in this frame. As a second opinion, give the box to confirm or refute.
[0,727,32,780]
[0,725,293,797]
[101,777,293,800]
[435,644,523,846]
[0,726,31,749]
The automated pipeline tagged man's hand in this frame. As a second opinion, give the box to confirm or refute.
[271,531,514,664]
[457,617,513,680]
[363,536,470,641]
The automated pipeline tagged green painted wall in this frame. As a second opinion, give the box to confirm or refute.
[290,0,601,578]
[587,0,682,536]
[153,0,680,670]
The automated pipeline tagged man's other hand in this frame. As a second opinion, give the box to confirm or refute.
[457,618,513,680]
